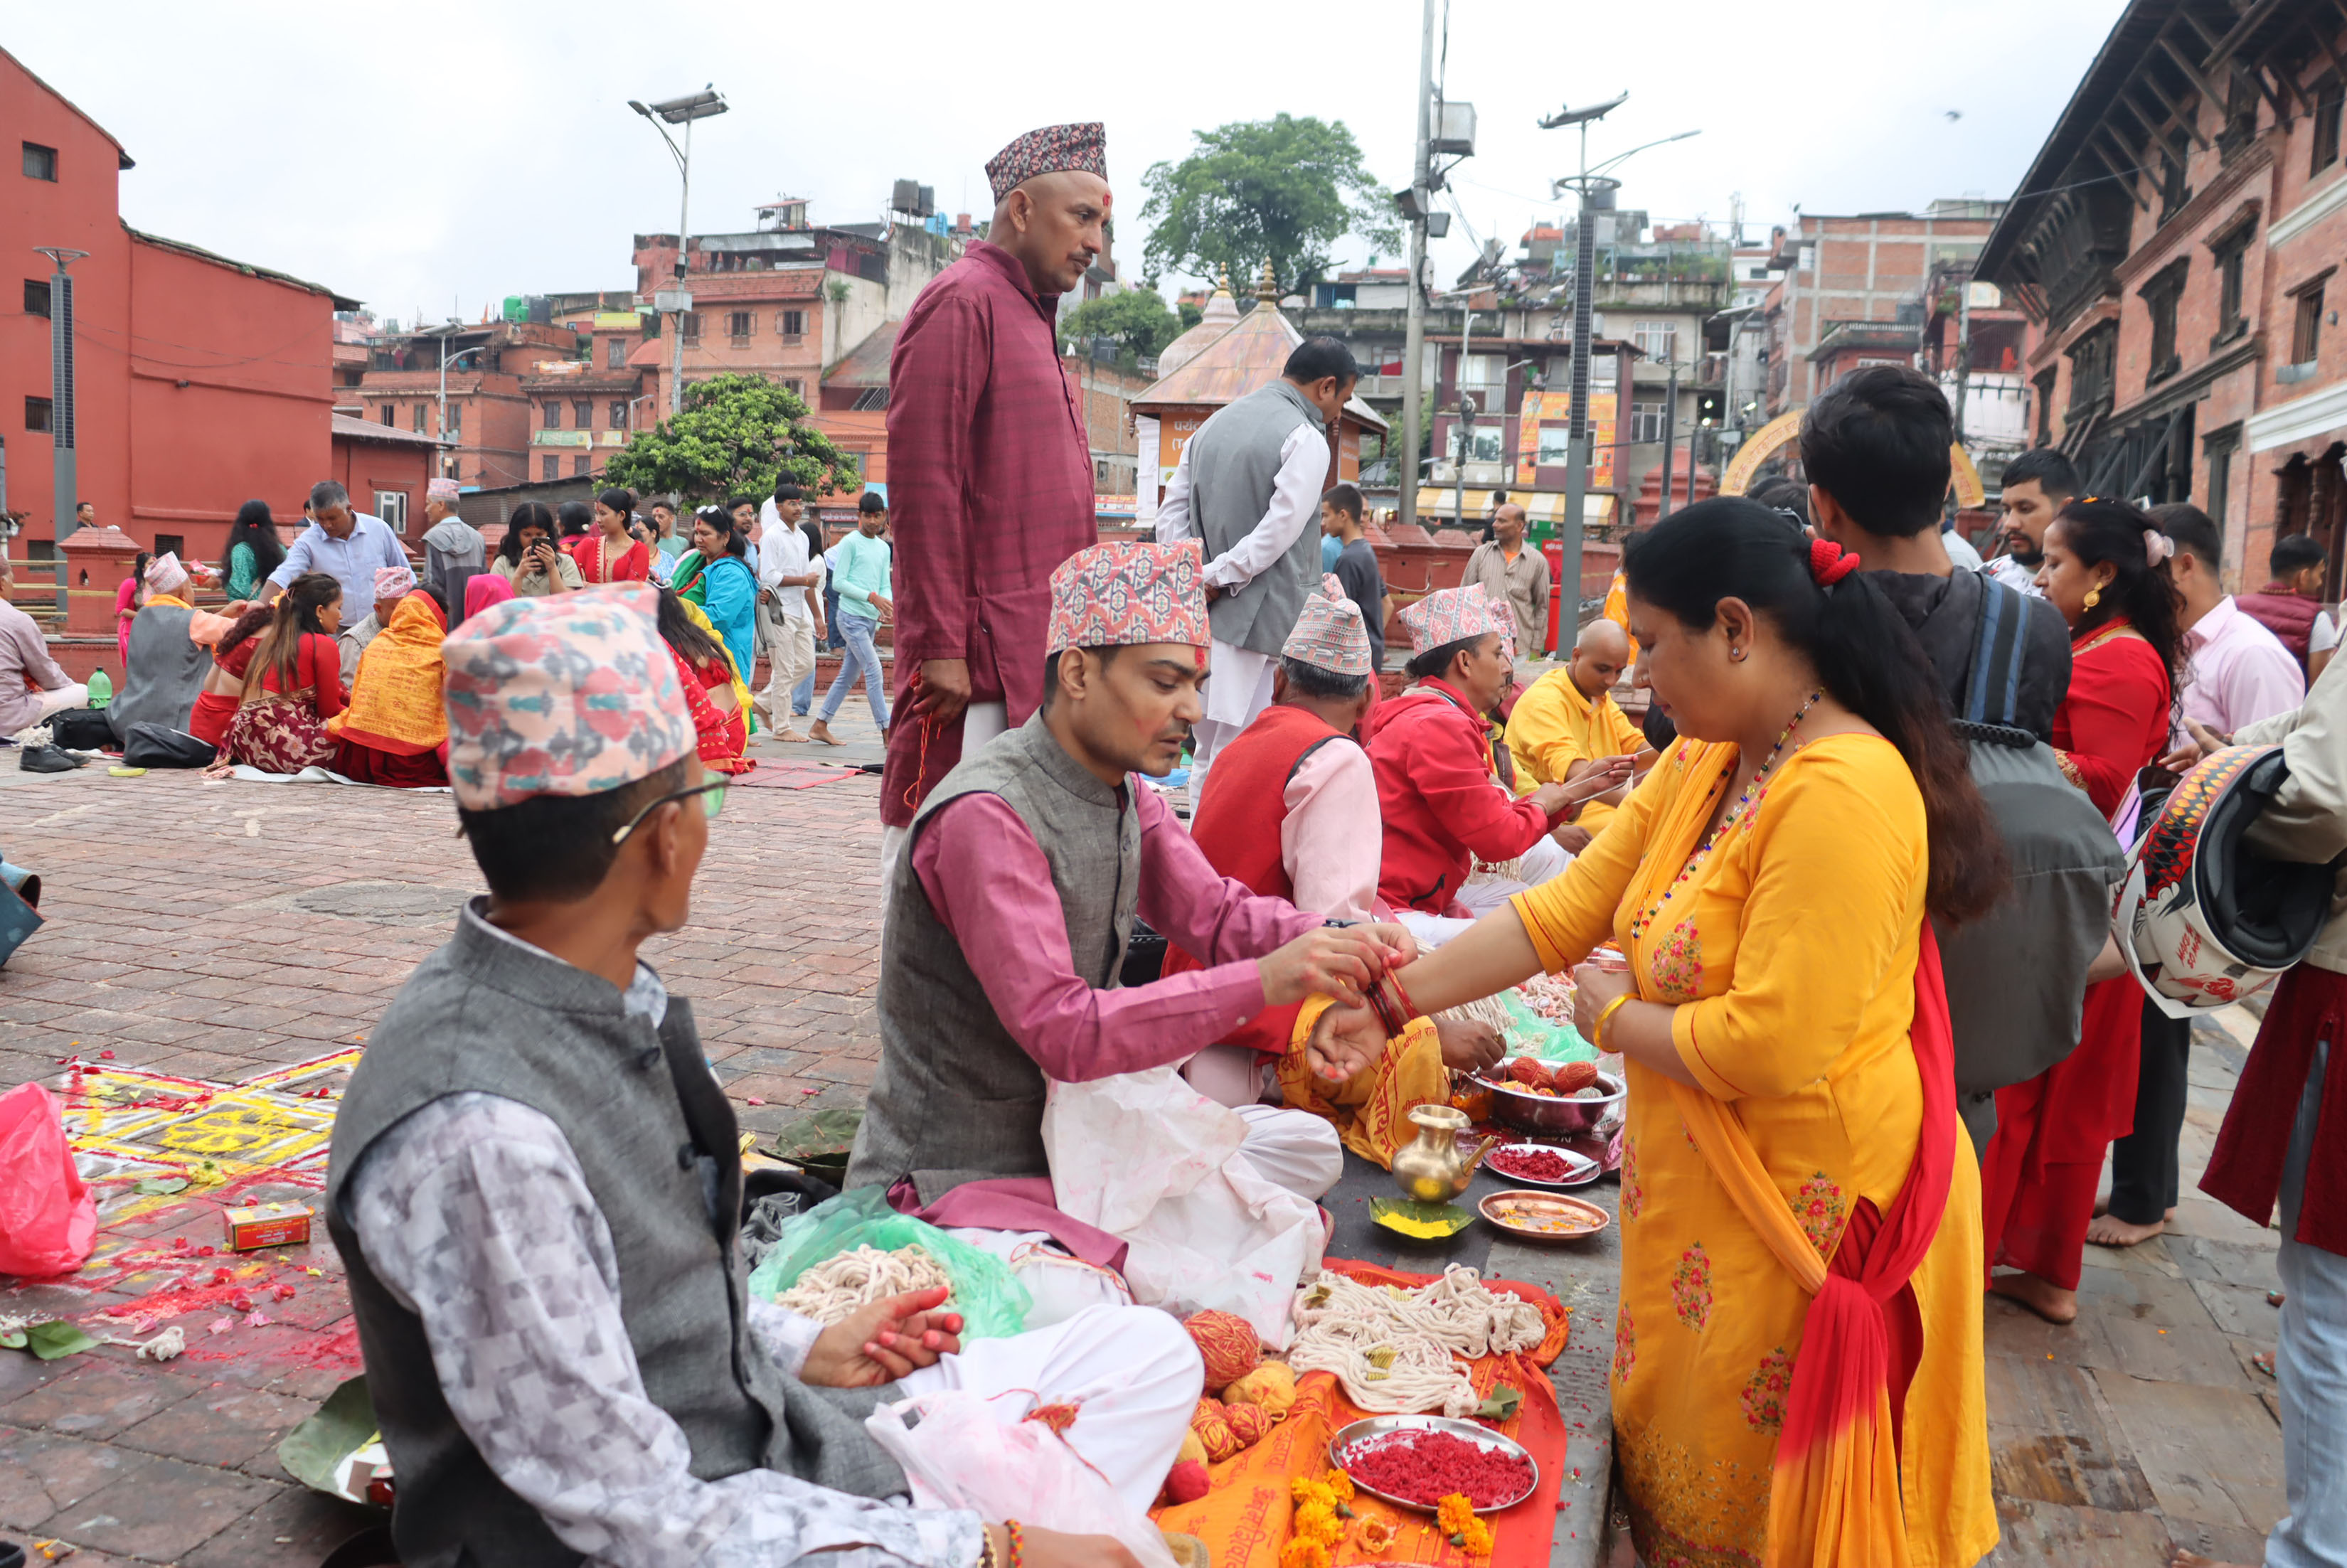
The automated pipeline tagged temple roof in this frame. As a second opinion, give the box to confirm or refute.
[1135,282,1387,432]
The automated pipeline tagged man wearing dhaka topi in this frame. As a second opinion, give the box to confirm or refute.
[878,122,1109,885]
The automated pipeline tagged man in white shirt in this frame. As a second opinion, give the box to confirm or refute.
[754,484,825,742]
[1154,338,1357,806]
[1979,448,2075,597]
[268,481,410,618]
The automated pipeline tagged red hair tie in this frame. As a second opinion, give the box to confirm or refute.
[1809,538,1861,587]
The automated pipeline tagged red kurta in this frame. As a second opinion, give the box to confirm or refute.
[1366,677,1563,914]
[573,533,650,585]
[1981,619,2173,1289]
[877,240,1096,826]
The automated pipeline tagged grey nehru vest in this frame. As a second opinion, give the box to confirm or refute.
[109,603,209,745]
[325,903,902,1568]
[1183,378,1330,656]
[848,712,1140,1201]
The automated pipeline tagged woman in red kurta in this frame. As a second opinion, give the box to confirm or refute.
[1980,498,2187,1323]
[218,573,349,774]
[188,604,275,750]
[574,489,651,585]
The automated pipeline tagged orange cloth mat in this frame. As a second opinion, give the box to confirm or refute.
[1152,1260,1573,1568]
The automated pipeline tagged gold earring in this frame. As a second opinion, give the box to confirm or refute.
[2083,586,2102,612]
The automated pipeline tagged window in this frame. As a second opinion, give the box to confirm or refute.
[1629,401,1668,444]
[573,400,593,429]
[153,534,184,562]
[785,378,805,400]
[2159,132,2192,221]
[380,404,395,426]
[1457,353,1503,393]
[1536,425,1574,466]
[1447,426,1503,463]
[542,456,560,481]
[680,311,702,343]
[2293,281,2326,366]
[543,400,561,428]
[606,337,628,368]
[2203,426,2240,528]
[779,309,806,340]
[23,279,49,317]
[728,310,753,343]
[21,142,56,181]
[1634,321,1676,361]
[2033,366,2058,446]
[2213,226,2252,343]
[2141,261,2186,385]
[573,456,590,477]
[24,396,52,432]
[447,401,462,436]
[610,400,629,430]
[2314,78,2344,177]
[375,491,408,535]
[413,403,427,432]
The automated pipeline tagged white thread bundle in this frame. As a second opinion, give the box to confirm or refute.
[1285,1265,1546,1417]
[775,1244,953,1325]
[1434,992,1513,1029]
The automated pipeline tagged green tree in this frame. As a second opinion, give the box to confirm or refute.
[1140,114,1401,301]
[1057,287,1188,359]
[605,373,860,503]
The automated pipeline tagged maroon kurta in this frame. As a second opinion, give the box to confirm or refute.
[878,240,1096,826]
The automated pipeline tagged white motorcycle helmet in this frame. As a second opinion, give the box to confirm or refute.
[2113,744,2330,1018]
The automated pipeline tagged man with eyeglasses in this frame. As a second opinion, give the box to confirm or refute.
[328,585,1186,1568]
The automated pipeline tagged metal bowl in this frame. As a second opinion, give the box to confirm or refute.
[1328,1414,1541,1515]
[1479,1188,1610,1243]
[1477,1060,1625,1134]
[1480,1141,1602,1188]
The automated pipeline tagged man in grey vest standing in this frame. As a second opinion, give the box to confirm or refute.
[848,540,1408,1251]
[328,587,1197,1568]
[1155,337,1359,806]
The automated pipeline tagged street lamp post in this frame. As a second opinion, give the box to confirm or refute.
[1397,0,1437,533]
[629,88,729,417]
[35,246,89,617]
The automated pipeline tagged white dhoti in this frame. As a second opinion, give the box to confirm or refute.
[894,1301,1204,1512]
[1396,835,1575,949]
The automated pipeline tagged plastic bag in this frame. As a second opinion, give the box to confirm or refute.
[745,1187,1031,1340]
[0,1082,96,1278]
[865,1390,1176,1568]
[1043,1065,1322,1346]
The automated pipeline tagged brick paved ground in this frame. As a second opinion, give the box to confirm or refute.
[0,715,2295,1567]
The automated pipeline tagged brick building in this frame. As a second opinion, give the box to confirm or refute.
[1758,202,2005,417]
[353,320,581,492]
[326,412,445,539]
[1979,0,2347,590]
[4,45,351,567]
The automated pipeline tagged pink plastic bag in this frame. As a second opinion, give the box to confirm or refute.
[0,1082,95,1278]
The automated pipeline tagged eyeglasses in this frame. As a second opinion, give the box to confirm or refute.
[610,779,728,846]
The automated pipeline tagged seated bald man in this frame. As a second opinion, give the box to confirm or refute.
[1504,618,1657,846]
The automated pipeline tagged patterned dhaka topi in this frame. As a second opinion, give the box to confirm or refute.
[442,585,692,811]
[1280,573,1373,677]
[1045,540,1209,655]
[986,122,1107,204]
[427,476,462,502]
[1398,582,1516,658]
[374,563,417,601]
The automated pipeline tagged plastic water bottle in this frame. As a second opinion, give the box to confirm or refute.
[86,668,112,709]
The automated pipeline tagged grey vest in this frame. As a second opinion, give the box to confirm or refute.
[1184,380,1329,656]
[847,713,1139,1200]
[109,604,210,745]
[325,904,903,1568]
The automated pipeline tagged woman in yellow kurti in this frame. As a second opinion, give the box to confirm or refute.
[1316,499,2001,1567]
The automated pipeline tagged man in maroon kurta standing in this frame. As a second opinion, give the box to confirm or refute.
[878,123,1109,878]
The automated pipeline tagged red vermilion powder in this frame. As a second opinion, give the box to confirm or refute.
[1487,1147,1577,1183]
[1343,1429,1533,1508]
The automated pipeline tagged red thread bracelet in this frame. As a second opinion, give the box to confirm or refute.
[1007,1520,1025,1568]
[1387,971,1420,1024]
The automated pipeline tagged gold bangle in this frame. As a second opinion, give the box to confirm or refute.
[1592,993,1634,1054]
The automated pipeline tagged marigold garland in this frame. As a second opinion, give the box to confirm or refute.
[1437,1492,1494,1556]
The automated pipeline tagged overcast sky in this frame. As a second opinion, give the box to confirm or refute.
[16,0,2119,326]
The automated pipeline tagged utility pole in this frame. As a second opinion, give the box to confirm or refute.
[1540,95,1625,625]
[36,246,88,618]
[1657,358,1678,521]
[1397,0,1437,533]
[1950,272,1974,521]
[630,89,728,417]
[1451,309,1476,527]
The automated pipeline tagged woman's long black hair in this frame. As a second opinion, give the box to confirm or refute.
[499,502,557,565]
[1624,497,2007,924]
[242,572,341,700]
[654,587,728,668]
[219,500,286,582]
[2055,496,2188,703]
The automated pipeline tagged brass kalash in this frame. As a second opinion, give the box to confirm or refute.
[1390,1104,1500,1204]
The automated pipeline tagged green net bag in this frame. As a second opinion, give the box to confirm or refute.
[745,1187,1032,1340]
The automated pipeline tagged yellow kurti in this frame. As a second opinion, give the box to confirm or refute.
[1512,733,1994,1568]
[1504,666,1648,832]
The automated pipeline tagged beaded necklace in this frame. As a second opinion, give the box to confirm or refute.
[1627,688,1823,941]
